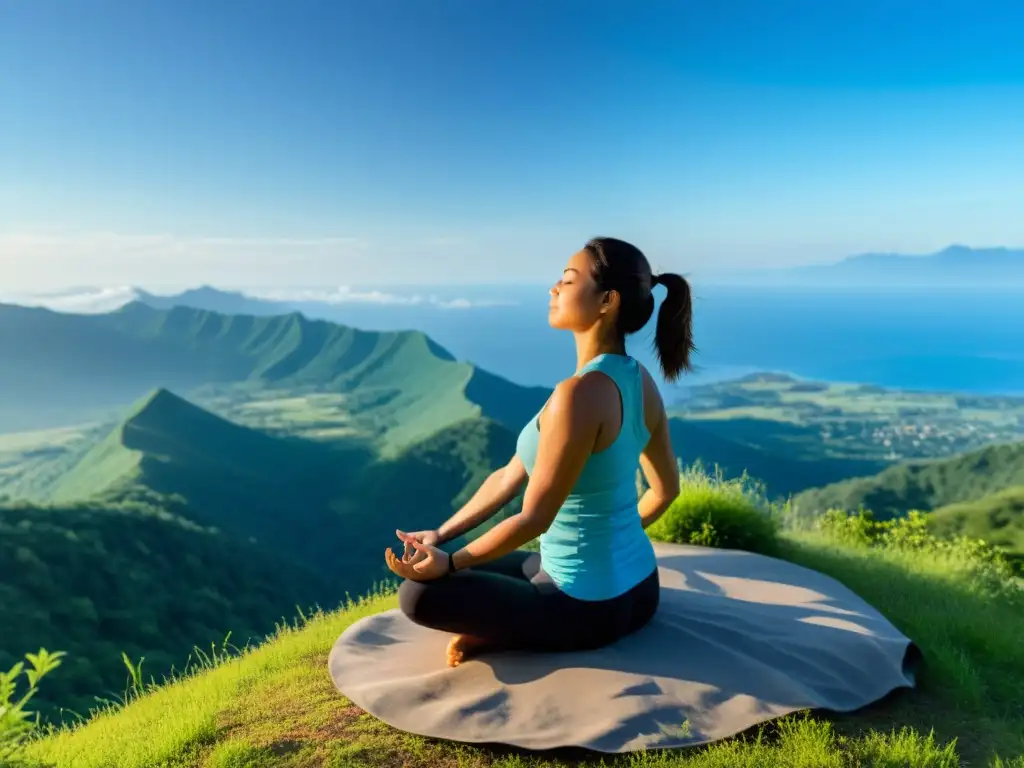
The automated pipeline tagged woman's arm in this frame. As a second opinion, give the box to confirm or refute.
[450,377,602,570]
[434,457,528,545]
[637,393,681,529]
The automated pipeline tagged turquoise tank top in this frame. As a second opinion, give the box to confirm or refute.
[514,353,658,601]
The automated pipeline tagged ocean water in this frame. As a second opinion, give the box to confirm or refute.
[293,285,1024,398]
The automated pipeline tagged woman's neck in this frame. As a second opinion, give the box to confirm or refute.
[574,331,626,374]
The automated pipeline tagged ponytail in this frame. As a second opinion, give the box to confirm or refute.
[581,237,697,380]
[652,272,696,382]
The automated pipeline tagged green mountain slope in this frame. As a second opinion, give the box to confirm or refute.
[928,485,1024,567]
[48,388,371,572]
[2,396,524,721]
[347,415,522,537]
[0,492,343,723]
[792,440,1024,519]
[0,301,549,442]
[46,387,521,561]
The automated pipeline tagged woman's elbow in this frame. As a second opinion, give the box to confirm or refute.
[517,511,553,538]
[655,480,680,506]
[666,478,681,500]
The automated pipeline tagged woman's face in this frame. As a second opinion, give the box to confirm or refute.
[548,249,616,332]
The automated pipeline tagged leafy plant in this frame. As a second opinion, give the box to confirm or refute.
[816,508,1017,598]
[1,648,65,764]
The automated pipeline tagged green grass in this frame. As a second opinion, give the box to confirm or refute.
[11,469,1024,768]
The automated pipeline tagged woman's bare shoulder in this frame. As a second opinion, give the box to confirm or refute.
[539,372,617,428]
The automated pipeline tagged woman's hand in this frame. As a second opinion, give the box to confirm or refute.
[395,528,440,563]
[385,538,450,582]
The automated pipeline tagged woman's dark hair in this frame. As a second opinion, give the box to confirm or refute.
[583,236,696,382]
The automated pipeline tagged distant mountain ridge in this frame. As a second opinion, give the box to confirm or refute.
[709,245,1024,287]
[0,300,549,439]
[807,245,1023,276]
[0,282,521,318]
[134,286,281,316]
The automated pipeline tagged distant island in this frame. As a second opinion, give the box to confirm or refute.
[704,245,1024,288]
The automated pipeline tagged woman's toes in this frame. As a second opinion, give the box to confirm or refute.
[446,634,490,667]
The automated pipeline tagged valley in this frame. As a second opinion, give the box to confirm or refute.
[673,372,1024,463]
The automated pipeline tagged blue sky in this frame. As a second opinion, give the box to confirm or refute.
[2,0,1023,290]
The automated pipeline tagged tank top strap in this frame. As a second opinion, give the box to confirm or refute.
[576,354,649,446]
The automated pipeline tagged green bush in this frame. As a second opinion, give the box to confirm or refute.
[647,463,781,554]
[816,508,1018,599]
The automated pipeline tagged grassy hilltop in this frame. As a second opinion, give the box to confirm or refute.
[7,469,1024,768]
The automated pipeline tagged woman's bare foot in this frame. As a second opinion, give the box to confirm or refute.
[446,634,491,667]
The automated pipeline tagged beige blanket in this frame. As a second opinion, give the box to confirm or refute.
[328,542,919,752]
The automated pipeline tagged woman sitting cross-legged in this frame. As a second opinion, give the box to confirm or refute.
[384,236,694,668]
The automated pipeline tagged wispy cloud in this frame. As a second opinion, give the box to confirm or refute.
[0,286,142,314]
[0,283,518,314]
[255,286,516,309]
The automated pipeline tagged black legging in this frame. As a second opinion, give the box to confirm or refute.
[398,550,660,653]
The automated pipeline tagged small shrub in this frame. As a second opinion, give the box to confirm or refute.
[647,463,780,554]
[1,648,65,765]
[817,507,877,547]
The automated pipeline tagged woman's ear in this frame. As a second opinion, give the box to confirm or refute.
[601,288,620,314]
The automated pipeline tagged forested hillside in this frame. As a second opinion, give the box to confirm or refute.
[792,440,1024,519]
